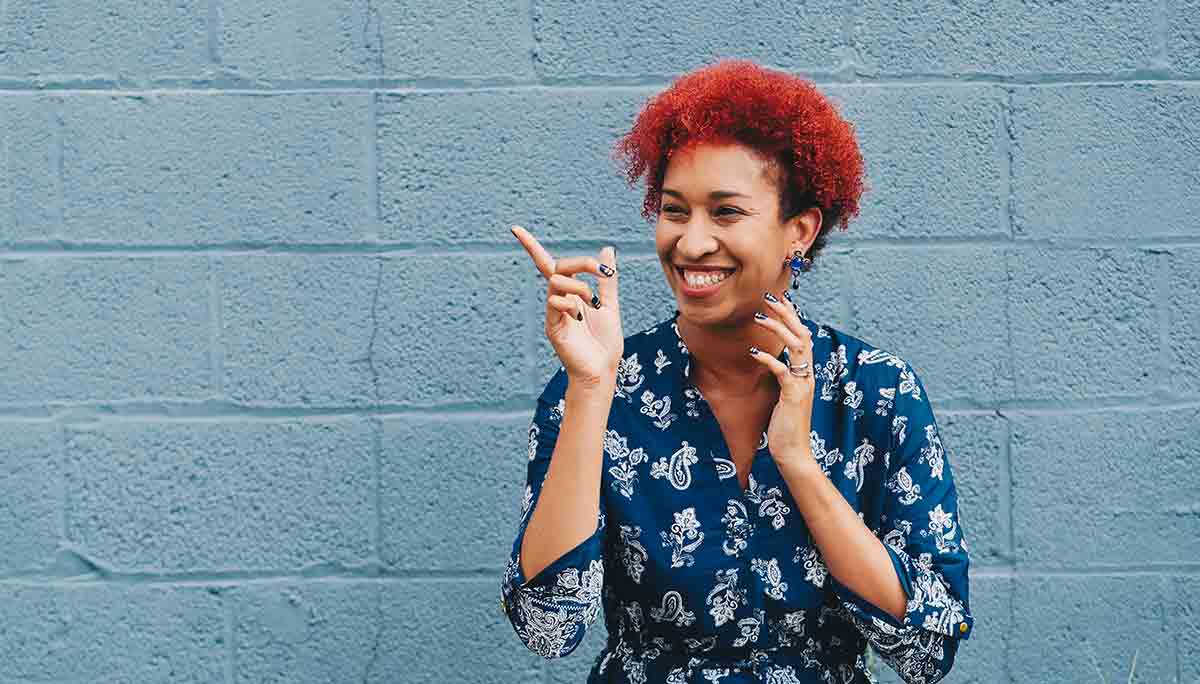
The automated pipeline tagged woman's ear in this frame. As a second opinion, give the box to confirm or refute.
[787,205,823,253]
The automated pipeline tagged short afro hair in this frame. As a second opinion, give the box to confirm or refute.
[613,58,866,267]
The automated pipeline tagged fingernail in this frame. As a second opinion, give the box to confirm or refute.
[748,346,759,355]
[599,264,614,277]
[754,311,767,320]
[591,294,601,309]
[782,290,792,301]
[764,291,779,303]
[576,311,583,321]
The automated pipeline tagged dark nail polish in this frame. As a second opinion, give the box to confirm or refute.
[591,294,601,308]
[748,346,759,355]
[599,264,614,277]
[754,311,767,320]
[576,311,583,321]
[764,291,779,303]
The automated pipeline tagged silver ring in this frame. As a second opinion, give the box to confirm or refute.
[792,357,811,379]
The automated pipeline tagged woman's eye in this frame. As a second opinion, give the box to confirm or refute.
[716,206,743,216]
[662,205,685,215]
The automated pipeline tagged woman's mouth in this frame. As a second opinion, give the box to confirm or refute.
[677,267,736,297]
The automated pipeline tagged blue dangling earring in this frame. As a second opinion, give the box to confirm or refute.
[786,249,812,289]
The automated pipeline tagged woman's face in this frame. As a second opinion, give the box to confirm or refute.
[655,140,819,323]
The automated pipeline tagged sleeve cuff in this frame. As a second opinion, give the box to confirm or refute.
[830,544,974,641]
[512,521,606,591]
[499,521,606,659]
[500,513,606,615]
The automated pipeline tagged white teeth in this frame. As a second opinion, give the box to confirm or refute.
[684,269,733,287]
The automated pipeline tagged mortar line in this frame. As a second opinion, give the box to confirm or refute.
[1156,249,1173,394]
[1005,572,1014,683]
[225,591,236,684]
[2,391,1200,422]
[372,416,383,565]
[58,424,69,546]
[1001,87,1015,240]
[3,72,1200,95]
[209,256,224,397]
[1155,0,1170,69]
[842,248,857,333]
[207,0,222,67]
[0,563,1198,586]
[1002,413,1015,564]
[366,92,380,241]
[522,0,541,84]
[7,236,1200,258]
[53,96,65,232]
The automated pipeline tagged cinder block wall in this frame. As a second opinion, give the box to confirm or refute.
[1,2,1196,683]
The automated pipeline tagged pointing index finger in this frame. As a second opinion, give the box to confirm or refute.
[510,225,556,279]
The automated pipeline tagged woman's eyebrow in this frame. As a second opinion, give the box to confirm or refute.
[662,188,751,200]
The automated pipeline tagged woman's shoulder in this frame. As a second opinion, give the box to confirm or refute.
[808,318,916,395]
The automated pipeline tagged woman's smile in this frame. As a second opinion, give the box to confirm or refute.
[677,266,736,297]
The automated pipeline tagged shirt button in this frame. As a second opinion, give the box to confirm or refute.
[959,622,969,634]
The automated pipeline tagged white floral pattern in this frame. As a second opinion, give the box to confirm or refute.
[605,429,648,500]
[720,498,753,558]
[650,589,697,628]
[618,525,648,584]
[844,438,878,493]
[751,557,789,600]
[501,306,974,683]
[639,388,679,430]
[744,472,792,530]
[650,440,700,490]
[706,568,748,627]
[660,506,705,568]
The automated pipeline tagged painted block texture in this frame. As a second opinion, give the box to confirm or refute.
[0,1,1195,683]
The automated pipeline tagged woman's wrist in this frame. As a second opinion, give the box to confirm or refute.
[567,368,617,393]
[773,447,820,478]
[565,373,616,406]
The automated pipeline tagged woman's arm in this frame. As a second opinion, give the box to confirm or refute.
[777,457,910,623]
[500,368,612,660]
[519,373,613,581]
[829,362,974,684]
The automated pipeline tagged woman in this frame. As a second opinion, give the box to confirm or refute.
[501,59,974,684]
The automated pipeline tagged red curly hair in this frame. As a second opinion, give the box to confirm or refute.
[613,58,866,265]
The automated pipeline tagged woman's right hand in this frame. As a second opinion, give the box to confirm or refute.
[511,225,624,387]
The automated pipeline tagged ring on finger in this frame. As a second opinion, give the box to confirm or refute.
[787,358,811,377]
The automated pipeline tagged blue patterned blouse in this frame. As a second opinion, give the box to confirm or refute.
[501,301,975,684]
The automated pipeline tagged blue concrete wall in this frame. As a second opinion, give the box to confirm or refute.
[0,2,1196,682]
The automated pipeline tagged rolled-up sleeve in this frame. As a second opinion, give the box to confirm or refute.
[829,361,975,684]
[499,368,606,659]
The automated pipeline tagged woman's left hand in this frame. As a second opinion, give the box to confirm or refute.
[749,291,818,470]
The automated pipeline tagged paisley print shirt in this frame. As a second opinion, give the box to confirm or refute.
[500,302,975,684]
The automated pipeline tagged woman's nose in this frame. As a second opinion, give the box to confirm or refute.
[677,215,718,250]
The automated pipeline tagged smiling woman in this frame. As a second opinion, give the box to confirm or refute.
[502,58,975,684]
[614,58,866,269]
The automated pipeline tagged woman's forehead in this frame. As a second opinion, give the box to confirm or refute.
[662,141,776,197]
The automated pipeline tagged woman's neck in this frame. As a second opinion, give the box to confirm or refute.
[677,312,783,400]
